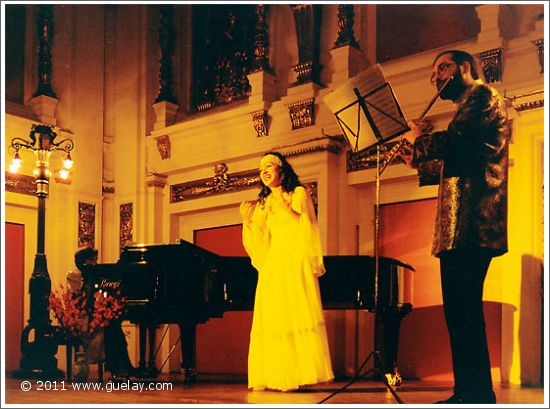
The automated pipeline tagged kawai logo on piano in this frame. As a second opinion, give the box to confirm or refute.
[99,279,122,291]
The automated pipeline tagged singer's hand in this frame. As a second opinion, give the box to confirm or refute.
[240,200,257,222]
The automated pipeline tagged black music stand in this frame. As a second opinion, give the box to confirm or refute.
[322,64,410,404]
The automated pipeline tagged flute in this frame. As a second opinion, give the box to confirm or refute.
[379,76,454,173]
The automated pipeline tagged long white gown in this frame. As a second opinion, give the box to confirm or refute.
[242,186,334,391]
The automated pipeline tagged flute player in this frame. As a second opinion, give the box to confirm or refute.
[400,50,510,404]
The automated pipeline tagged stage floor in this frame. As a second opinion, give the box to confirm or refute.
[4,373,545,406]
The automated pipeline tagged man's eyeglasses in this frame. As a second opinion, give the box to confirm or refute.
[430,62,456,85]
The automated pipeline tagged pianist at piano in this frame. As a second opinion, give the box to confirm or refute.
[67,246,135,380]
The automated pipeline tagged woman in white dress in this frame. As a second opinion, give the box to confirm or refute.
[240,152,334,392]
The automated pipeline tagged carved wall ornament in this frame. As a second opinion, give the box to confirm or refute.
[290,4,322,85]
[78,201,96,248]
[33,5,57,98]
[155,4,178,104]
[534,39,544,73]
[292,61,315,85]
[5,173,36,196]
[119,202,133,254]
[251,109,269,137]
[155,135,171,160]
[288,98,315,130]
[479,48,503,83]
[333,4,360,49]
[192,6,255,111]
[252,4,272,73]
[171,168,260,203]
[347,140,409,172]
[170,166,320,212]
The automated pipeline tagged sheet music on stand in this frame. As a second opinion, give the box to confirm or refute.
[323,64,409,153]
[319,64,410,404]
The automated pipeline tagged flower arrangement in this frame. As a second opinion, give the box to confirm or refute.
[49,286,126,347]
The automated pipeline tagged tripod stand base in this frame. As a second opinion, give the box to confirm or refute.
[318,350,404,404]
[384,371,403,387]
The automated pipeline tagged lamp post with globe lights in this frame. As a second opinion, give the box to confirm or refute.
[10,124,74,379]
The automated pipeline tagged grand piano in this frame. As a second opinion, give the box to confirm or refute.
[82,239,413,383]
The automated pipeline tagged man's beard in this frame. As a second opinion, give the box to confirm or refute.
[438,72,467,102]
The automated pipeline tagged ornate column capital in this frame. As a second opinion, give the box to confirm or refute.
[287,98,315,130]
[146,172,168,189]
[102,181,115,195]
[479,47,503,83]
[251,109,269,137]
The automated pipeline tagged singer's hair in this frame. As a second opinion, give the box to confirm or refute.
[433,50,480,80]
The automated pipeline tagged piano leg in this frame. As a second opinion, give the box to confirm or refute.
[135,324,161,378]
[377,303,412,386]
[146,325,159,377]
[178,321,197,383]
[137,324,148,376]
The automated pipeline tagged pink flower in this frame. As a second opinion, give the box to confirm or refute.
[49,287,126,345]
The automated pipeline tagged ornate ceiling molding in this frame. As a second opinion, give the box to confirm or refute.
[147,172,168,188]
[505,88,544,113]
[275,134,345,159]
[171,166,259,203]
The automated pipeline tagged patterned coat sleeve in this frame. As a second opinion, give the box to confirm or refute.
[411,82,509,257]
[412,84,508,175]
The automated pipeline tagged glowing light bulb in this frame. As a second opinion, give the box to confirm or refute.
[9,153,22,173]
[63,153,73,169]
[9,162,20,173]
[58,169,70,180]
